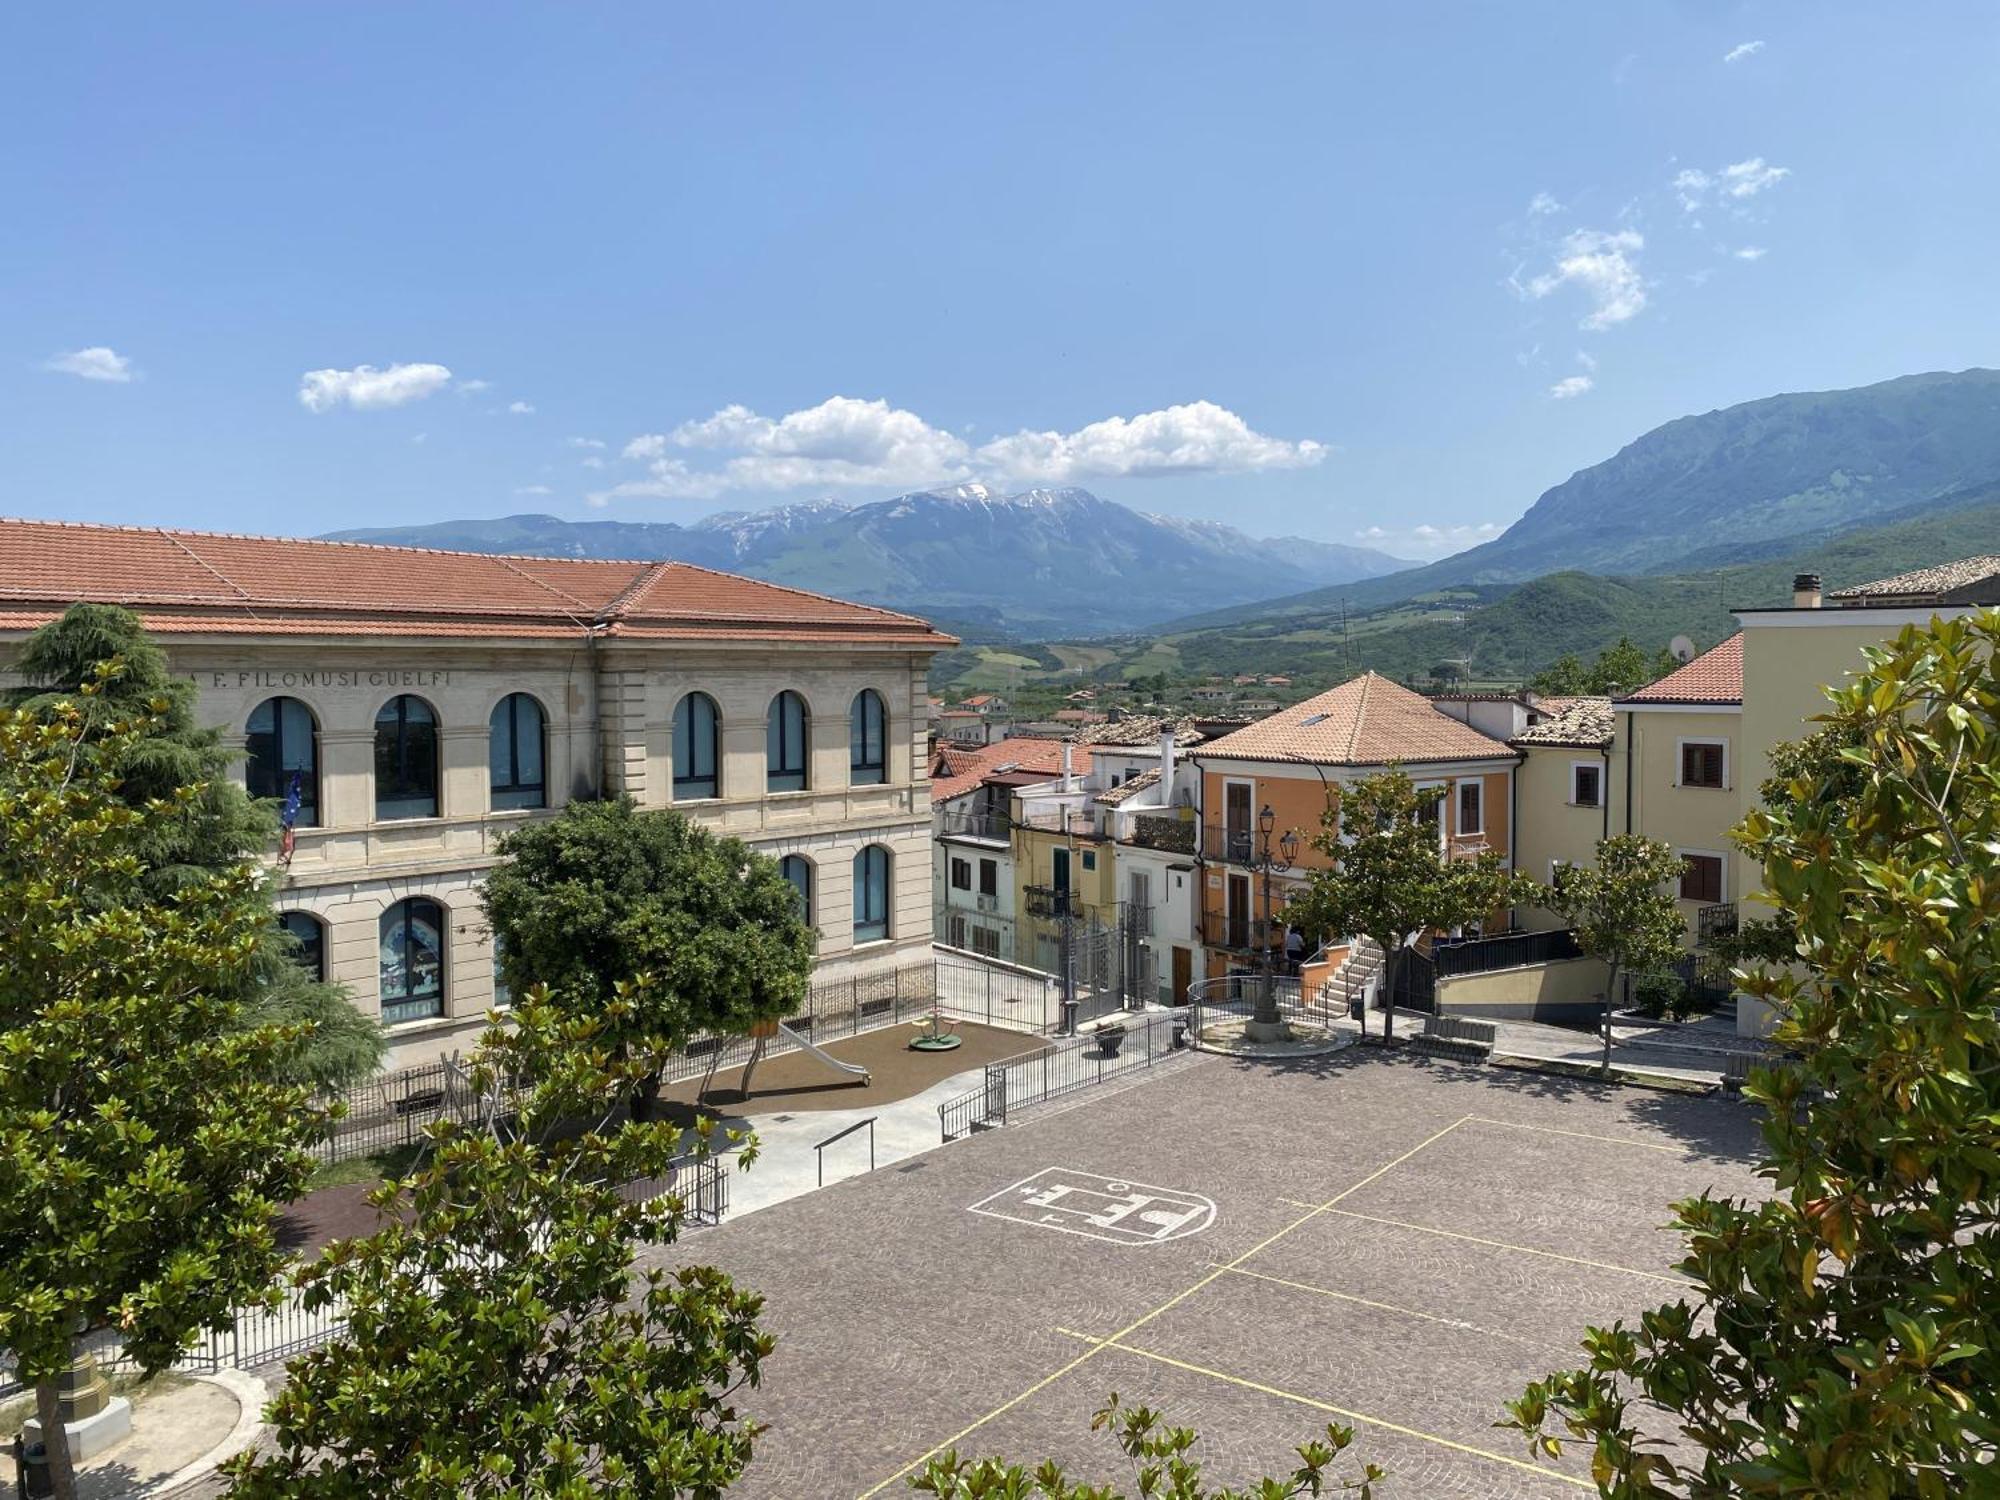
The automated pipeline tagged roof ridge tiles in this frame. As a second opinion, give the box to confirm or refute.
[608,556,930,627]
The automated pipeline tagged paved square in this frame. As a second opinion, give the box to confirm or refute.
[653,1049,1767,1499]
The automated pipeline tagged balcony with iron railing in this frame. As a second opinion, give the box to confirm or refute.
[1200,824,1257,864]
[1199,909,1282,954]
[1696,901,1738,947]
[1017,808,1105,839]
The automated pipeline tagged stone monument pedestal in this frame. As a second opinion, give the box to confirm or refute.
[24,1351,135,1462]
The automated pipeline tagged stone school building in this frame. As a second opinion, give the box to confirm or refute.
[0,519,956,1068]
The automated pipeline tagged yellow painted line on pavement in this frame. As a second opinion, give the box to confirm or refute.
[1211,1264,1576,1356]
[1052,1327,1592,1490]
[854,1114,1477,1498]
[1324,1208,1686,1285]
[1464,1113,1687,1155]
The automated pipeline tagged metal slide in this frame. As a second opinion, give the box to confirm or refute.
[777,1022,871,1086]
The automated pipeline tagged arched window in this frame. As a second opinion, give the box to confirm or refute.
[766,691,810,792]
[853,845,891,944]
[489,693,547,811]
[380,898,446,1024]
[278,910,325,983]
[849,689,887,786]
[246,697,319,827]
[375,695,439,820]
[672,692,720,801]
[779,855,813,923]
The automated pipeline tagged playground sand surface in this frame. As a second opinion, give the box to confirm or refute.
[659,1020,1049,1118]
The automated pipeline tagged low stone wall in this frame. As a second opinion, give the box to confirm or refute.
[1435,954,1611,1024]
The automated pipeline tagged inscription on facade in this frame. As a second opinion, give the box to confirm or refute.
[197,669,455,691]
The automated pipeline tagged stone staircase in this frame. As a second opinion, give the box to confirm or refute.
[1316,939,1385,1016]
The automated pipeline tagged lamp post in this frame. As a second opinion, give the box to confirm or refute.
[1247,804,1300,1039]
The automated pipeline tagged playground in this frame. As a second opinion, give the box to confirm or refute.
[652,1048,1768,1499]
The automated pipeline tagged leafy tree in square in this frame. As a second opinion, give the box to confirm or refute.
[7,603,383,1088]
[1286,769,1537,1040]
[1505,611,2000,1495]
[1543,835,1689,1020]
[225,987,772,1500]
[483,797,817,1120]
[0,677,321,1500]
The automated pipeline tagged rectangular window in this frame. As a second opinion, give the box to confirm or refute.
[1680,853,1724,904]
[978,859,998,896]
[1571,763,1602,808]
[1457,780,1483,836]
[971,926,1001,959]
[1081,849,1097,871]
[950,857,971,890]
[1681,742,1726,789]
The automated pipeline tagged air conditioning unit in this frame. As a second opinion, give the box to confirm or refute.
[976,893,999,912]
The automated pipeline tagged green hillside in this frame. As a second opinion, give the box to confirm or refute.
[931,491,2000,699]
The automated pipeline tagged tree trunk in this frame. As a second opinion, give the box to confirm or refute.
[630,1069,662,1124]
[737,1035,768,1097]
[36,1376,78,1500]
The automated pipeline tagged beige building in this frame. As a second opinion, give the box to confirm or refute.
[0,519,955,1068]
[1506,696,1614,927]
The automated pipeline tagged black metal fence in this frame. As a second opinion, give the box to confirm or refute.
[1432,927,1583,977]
[316,1058,474,1164]
[938,1010,1188,1141]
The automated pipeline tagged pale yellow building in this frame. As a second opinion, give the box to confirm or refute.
[0,519,956,1068]
[1506,696,1614,927]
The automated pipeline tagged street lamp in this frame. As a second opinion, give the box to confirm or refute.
[1247,804,1298,1038]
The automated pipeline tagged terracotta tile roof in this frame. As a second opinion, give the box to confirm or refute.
[1095,767,1162,806]
[1618,634,1743,705]
[1195,672,1516,766]
[929,738,1089,804]
[1510,696,1614,748]
[1074,714,1208,748]
[1827,555,2000,605]
[0,518,956,648]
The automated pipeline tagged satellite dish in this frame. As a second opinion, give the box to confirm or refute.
[1669,635,1696,664]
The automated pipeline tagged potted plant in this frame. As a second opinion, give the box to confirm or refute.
[1095,1023,1127,1059]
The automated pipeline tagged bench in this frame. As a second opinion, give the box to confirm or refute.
[1412,1014,1497,1063]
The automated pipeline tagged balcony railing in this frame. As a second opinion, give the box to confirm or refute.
[1432,926,1583,978]
[938,809,1011,842]
[1697,902,1738,946]
[1017,809,1103,838]
[1200,910,1280,953]
[1200,824,1256,864]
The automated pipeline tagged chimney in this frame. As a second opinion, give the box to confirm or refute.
[1060,742,1074,790]
[1157,727,1175,792]
[1793,572,1823,609]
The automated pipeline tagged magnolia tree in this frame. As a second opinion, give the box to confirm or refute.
[1287,770,1536,1040]
[0,675,320,1500]
[914,1395,1382,1498]
[226,986,771,1500]
[483,798,816,1119]
[1505,611,2000,1494]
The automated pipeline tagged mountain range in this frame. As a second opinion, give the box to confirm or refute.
[324,484,1412,636]
[1164,367,2000,633]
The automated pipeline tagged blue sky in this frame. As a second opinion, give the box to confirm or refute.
[6,5,1997,558]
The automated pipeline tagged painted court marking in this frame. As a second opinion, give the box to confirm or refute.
[968,1167,1218,1246]
[1052,1327,1592,1490]
[1318,1206,1689,1286]
[1212,1263,1577,1358]
[855,1114,1477,1498]
[1464,1113,1689,1155]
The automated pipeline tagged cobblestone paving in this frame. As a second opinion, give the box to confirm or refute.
[655,1050,1767,1500]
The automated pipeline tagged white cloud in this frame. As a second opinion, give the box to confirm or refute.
[1520,229,1647,330]
[455,378,491,395]
[1549,375,1595,400]
[1734,245,1769,261]
[1723,40,1765,63]
[45,346,136,383]
[411,432,428,445]
[1356,520,1504,559]
[1720,157,1789,199]
[566,436,606,449]
[1527,192,1561,217]
[1676,158,1790,214]
[974,400,1325,483]
[599,395,1323,502]
[514,484,553,496]
[298,362,453,412]
[580,455,606,470]
[1575,349,1598,372]
[508,400,536,415]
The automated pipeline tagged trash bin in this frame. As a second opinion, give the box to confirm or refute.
[15,1435,54,1500]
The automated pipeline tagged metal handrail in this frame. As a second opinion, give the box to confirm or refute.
[814,1116,878,1186]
